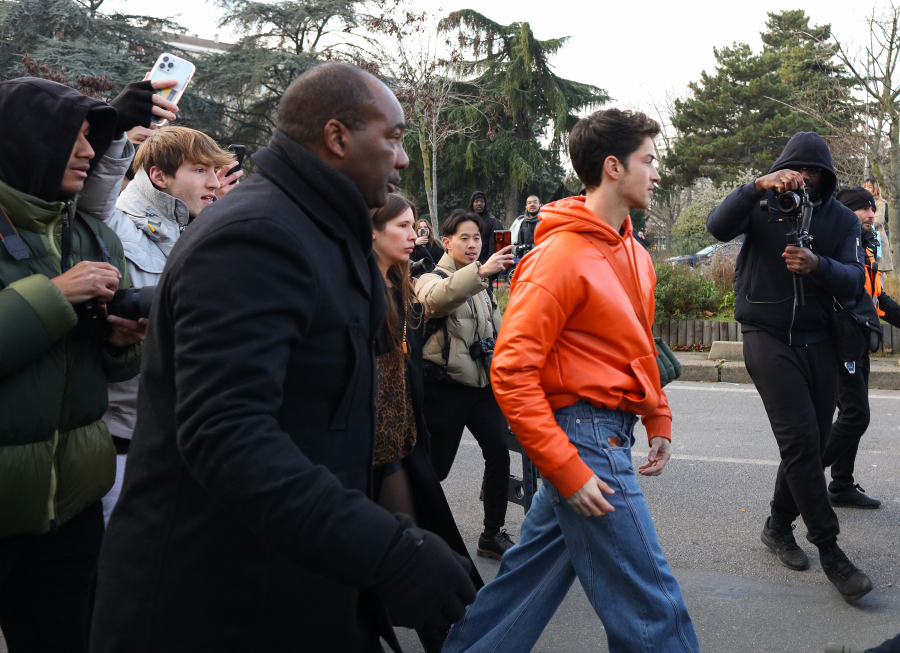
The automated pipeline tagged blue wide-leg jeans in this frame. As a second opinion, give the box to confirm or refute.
[443,400,699,653]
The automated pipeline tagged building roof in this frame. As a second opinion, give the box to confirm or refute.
[163,33,234,54]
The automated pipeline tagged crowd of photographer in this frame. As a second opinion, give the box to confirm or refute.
[1,52,899,653]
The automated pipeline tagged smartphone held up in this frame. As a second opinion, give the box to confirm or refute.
[148,53,195,126]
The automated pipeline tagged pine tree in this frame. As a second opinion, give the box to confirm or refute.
[438,10,608,223]
[665,10,846,186]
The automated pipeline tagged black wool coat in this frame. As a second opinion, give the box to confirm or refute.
[91,131,406,653]
[374,297,484,592]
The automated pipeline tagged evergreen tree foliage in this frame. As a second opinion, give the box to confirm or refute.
[665,10,844,187]
[438,10,608,223]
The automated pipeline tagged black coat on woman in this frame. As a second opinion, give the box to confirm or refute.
[375,290,484,592]
[91,130,411,653]
[412,241,446,266]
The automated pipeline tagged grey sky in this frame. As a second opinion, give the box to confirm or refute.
[107,0,885,117]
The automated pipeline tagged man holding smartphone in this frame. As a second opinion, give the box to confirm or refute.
[100,126,239,525]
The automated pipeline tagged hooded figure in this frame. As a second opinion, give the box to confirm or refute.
[469,190,504,265]
[0,78,141,651]
[707,132,873,603]
[708,132,863,345]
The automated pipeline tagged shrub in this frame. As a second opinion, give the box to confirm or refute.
[653,261,722,324]
[673,171,757,236]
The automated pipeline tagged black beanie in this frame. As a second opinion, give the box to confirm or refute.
[835,187,876,212]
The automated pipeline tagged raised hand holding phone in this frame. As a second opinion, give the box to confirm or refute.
[147,53,196,126]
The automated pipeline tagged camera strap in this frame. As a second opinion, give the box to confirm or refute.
[0,203,33,276]
[75,212,112,263]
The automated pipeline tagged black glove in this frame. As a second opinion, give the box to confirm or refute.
[108,81,155,135]
[372,515,477,630]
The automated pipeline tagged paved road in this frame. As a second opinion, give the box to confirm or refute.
[394,381,900,653]
[3,381,897,653]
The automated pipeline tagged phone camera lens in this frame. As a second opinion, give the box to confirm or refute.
[158,63,165,69]
[162,56,169,62]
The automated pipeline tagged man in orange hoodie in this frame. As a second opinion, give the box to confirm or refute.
[442,109,699,653]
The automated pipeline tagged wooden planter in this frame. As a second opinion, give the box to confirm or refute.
[652,319,900,354]
[652,320,742,348]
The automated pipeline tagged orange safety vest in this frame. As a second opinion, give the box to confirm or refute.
[865,248,885,317]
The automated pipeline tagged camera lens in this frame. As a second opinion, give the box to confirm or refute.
[163,56,169,62]
[167,62,173,68]
[159,63,166,69]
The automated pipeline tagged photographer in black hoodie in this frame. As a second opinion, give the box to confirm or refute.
[707,132,872,602]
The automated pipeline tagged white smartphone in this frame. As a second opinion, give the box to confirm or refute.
[147,53,196,126]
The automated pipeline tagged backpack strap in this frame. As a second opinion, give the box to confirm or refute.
[0,203,33,276]
[422,269,452,363]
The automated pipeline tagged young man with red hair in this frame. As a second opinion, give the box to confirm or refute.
[443,109,698,653]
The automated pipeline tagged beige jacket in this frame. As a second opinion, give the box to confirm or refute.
[416,254,503,388]
[874,198,894,272]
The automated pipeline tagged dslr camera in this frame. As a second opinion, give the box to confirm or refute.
[409,257,435,276]
[514,243,534,258]
[74,286,156,339]
[760,189,810,222]
[469,337,495,372]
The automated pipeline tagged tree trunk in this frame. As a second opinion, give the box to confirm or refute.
[506,181,518,227]
[418,130,439,236]
[890,117,900,266]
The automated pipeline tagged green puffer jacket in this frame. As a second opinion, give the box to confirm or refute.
[0,178,142,538]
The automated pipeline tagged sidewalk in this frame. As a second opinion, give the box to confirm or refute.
[675,349,900,389]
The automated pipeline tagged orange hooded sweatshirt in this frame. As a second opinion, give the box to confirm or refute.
[491,197,672,499]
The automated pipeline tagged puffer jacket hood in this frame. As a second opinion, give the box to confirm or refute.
[469,190,489,215]
[768,131,837,201]
[492,196,671,498]
[0,78,117,202]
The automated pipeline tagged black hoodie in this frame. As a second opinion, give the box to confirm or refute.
[707,132,864,345]
[469,190,504,265]
[0,78,117,202]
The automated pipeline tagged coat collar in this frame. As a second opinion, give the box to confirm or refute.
[252,130,376,298]
[0,177,68,234]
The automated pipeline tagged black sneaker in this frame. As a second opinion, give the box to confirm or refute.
[761,516,810,570]
[477,529,515,560]
[820,545,874,602]
[829,484,881,509]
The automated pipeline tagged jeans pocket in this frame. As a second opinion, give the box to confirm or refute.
[595,422,631,452]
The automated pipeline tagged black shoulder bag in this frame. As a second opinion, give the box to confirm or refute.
[830,291,883,362]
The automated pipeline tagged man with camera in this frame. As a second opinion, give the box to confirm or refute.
[91,63,477,653]
[707,132,872,602]
[510,194,541,255]
[820,187,900,510]
[0,76,169,652]
[100,126,239,524]
[416,209,516,560]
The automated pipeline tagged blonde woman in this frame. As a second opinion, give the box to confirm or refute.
[863,178,893,271]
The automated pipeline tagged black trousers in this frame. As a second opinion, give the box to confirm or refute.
[423,381,510,533]
[867,631,900,653]
[822,354,871,492]
[0,501,104,653]
[743,330,840,547]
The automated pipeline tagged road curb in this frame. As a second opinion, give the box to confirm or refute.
[678,358,900,389]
